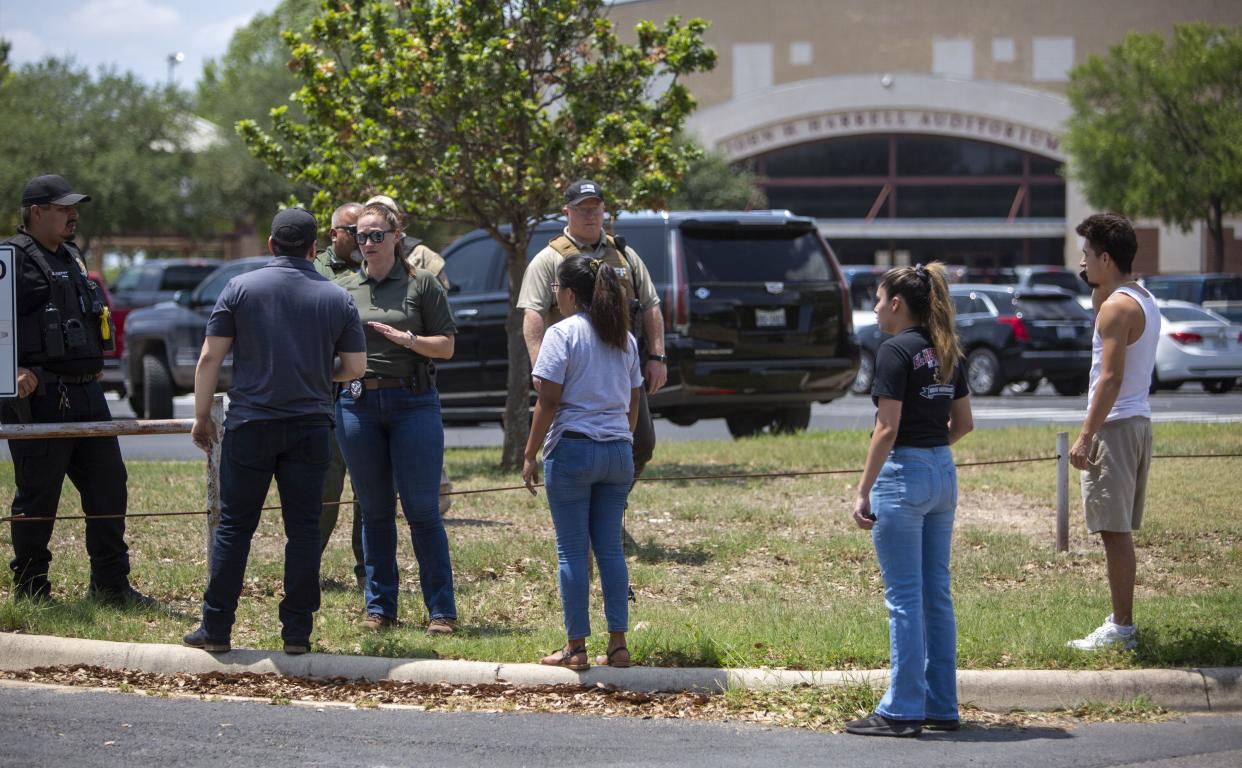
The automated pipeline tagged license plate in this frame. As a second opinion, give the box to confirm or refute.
[755,308,785,328]
[1056,325,1076,339]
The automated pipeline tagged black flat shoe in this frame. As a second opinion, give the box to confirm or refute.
[922,718,961,731]
[845,713,922,738]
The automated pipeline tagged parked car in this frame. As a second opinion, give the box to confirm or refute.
[123,257,268,418]
[108,258,221,390]
[841,264,885,331]
[851,284,1093,396]
[87,271,125,397]
[438,211,859,438]
[1141,273,1242,323]
[1151,300,1242,394]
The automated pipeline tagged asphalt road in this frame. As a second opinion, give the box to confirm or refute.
[1,683,1240,768]
[3,386,1237,462]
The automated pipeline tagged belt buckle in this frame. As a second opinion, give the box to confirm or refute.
[346,379,365,400]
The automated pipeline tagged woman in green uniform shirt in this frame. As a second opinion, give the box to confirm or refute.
[335,202,458,635]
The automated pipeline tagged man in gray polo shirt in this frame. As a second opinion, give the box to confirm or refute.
[183,208,367,655]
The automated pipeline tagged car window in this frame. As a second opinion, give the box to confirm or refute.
[612,224,667,285]
[1027,271,1087,295]
[953,294,989,315]
[194,263,258,306]
[1160,305,1222,323]
[443,236,504,293]
[111,266,142,293]
[1014,296,1092,320]
[1205,277,1242,301]
[159,265,218,292]
[679,227,831,283]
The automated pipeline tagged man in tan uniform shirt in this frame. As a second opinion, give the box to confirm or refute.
[516,179,666,476]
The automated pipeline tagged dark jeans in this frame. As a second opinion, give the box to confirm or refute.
[318,431,364,582]
[2,379,130,594]
[200,416,331,643]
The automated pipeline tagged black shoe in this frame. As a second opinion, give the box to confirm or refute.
[845,713,922,738]
[922,718,961,731]
[283,641,311,655]
[88,584,161,610]
[13,581,53,604]
[183,627,231,653]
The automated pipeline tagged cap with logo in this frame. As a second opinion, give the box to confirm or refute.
[564,179,604,206]
[22,175,91,206]
[270,207,318,252]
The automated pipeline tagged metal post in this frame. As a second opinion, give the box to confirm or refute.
[206,395,224,570]
[1056,431,1069,553]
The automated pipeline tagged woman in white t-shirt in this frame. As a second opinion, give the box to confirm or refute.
[522,255,643,671]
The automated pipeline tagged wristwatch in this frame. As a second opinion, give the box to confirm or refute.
[406,331,418,349]
[648,354,667,363]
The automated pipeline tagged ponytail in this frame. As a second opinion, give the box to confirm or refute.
[557,255,630,350]
[878,261,961,384]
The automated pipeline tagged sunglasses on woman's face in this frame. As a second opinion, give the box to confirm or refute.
[354,229,394,245]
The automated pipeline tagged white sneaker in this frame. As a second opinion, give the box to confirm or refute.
[1067,615,1137,651]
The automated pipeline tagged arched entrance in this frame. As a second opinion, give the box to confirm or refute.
[685,74,1074,268]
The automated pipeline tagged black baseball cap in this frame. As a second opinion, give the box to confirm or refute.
[270,207,318,251]
[22,175,91,206]
[564,179,604,205]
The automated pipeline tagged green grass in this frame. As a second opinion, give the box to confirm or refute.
[2,423,1240,670]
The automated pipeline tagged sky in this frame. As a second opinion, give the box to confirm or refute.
[0,0,283,88]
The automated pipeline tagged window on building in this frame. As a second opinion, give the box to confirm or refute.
[1032,37,1074,82]
[933,38,974,79]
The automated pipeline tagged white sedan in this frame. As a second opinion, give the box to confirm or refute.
[1152,300,1242,394]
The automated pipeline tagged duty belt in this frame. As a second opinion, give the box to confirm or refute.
[343,364,435,400]
[44,373,97,384]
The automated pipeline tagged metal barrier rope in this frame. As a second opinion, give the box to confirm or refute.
[3,451,1239,524]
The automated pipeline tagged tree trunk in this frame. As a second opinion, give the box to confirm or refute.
[500,251,532,471]
[1207,196,1225,274]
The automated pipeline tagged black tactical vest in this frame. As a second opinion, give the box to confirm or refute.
[6,231,110,368]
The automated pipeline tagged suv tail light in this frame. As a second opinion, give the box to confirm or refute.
[996,315,1030,343]
[666,229,690,333]
[1169,331,1203,345]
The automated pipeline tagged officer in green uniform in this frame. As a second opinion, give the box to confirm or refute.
[312,202,368,587]
[517,179,667,477]
[1,175,155,607]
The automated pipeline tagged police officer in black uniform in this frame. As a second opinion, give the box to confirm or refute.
[1,175,155,607]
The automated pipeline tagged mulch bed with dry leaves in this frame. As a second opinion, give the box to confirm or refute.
[0,665,1172,733]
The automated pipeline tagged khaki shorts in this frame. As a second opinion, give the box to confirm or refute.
[1080,415,1152,533]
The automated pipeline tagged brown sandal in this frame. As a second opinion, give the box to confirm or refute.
[595,645,631,668]
[540,645,589,671]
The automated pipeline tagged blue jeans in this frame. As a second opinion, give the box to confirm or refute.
[870,445,958,722]
[336,386,455,621]
[201,416,331,644]
[544,437,633,639]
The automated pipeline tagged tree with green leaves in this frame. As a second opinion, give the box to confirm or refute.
[1066,23,1242,273]
[0,57,199,259]
[241,0,716,468]
[667,141,766,211]
[190,0,320,234]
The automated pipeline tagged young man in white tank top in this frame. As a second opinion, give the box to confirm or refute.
[1068,213,1160,652]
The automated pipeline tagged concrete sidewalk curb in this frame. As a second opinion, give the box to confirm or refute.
[2,633,1238,713]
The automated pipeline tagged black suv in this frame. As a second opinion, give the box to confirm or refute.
[437,211,858,438]
[123,257,269,418]
[852,284,1093,396]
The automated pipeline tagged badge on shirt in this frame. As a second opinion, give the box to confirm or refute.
[347,379,365,400]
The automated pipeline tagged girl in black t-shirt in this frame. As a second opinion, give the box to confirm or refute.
[845,262,974,738]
